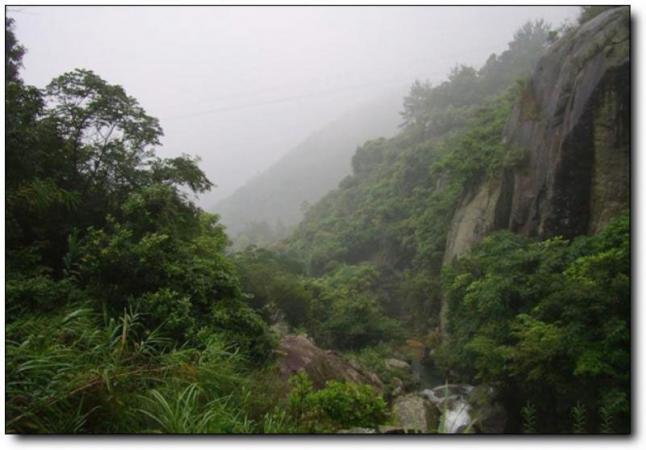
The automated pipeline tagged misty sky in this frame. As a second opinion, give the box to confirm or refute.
[8,6,579,207]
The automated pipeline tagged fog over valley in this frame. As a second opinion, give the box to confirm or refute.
[10,6,578,208]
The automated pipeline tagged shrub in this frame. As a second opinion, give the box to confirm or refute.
[286,372,388,432]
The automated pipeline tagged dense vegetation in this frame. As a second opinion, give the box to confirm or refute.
[284,21,552,333]
[278,13,629,433]
[5,7,630,434]
[439,214,630,432]
[4,18,387,433]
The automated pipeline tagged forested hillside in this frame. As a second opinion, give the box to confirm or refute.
[214,91,402,249]
[280,6,630,432]
[5,6,630,435]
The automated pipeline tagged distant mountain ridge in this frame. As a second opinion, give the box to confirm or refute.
[213,89,405,245]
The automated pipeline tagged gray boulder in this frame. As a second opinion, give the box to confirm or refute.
[391,393,440,433]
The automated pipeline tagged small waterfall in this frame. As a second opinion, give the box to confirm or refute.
[441,398,471,433]
[421,384,474,433]
[406,345,476,433]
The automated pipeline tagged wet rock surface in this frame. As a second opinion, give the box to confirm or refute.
[504,8,629,240]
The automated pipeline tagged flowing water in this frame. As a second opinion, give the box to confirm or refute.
[420,384,474,433]
[411,358,474,433]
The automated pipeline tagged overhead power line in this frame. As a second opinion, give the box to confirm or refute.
[160,40,506,122]
[161,78,411,121]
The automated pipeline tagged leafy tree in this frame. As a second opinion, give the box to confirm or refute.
[6,22,275,434]
[5,17,24,83]
[233,247,312,327]
[44,69,163,205]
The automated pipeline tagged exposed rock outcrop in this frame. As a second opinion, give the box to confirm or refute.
[443,7,629,264]
[443,175,512,264]
[276,334,383,391]
[505,7,629,239]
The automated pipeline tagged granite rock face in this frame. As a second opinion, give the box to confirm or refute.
[504,7,629,239]
[443,8,629,264]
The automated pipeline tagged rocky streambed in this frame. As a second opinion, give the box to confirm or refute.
[385,345,506,434]
[421,384,474,433]
[276,334,505,434]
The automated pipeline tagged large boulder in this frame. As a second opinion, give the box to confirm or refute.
[276,334,383,391]
[390,393,440,433]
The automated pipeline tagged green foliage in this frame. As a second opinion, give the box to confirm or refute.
[69,186,273,362]
[231,220,290,251]
[6,59,215,275]
[234,249,402,351]
[286,372,388,432]
[439,213,630,432]
[599,406,614,434]
[345,344,418,399]
[306,264,404,350]
[6,306,168,432]
[570,401,587,434]
[401,21,551,131]
[521,401,537,433]
[5,22,273,433]
[6,303,266,433]
[6,274,82,315]
[5,16,630,435]
[137,384,253,433]
[233,247,312,327]
[5,17,25,83]
[320,294,402,351]
[285,24,544,333]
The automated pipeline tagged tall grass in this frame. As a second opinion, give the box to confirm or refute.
[5,303,254,433]
[136,384,253,433]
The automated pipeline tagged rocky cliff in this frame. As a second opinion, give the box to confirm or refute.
[444,8,629,263]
